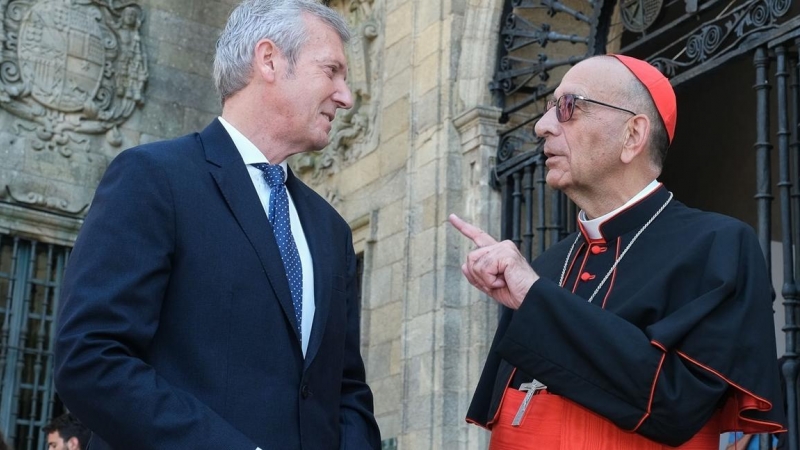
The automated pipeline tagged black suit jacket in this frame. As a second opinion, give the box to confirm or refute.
[54,120,380,449]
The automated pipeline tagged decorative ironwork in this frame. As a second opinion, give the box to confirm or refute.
[650,0,792,78]
[491,0,616,171]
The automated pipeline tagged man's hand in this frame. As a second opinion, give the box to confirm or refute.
[448,214,539,309]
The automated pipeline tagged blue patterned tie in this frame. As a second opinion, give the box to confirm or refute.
[253,163,302,336]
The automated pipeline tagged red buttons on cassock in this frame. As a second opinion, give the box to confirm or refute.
[590,245,607,254]
[580,272,595,282]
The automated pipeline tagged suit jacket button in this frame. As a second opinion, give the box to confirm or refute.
[301,384,311,399]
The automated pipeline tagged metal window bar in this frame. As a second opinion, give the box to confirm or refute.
[0,235,68,450]
[524,164,535,262]
[755,47,774,268]
[773,44,796,450]
[753,40,800,450]
[787,39,800,450]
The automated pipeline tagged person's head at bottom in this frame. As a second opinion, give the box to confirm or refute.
[43,413,90,450]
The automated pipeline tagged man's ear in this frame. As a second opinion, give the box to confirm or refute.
[67,436,80,450]
[254,38,280,82]
[620,114,650,164]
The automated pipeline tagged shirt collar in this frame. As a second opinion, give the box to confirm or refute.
[218,116,288,182]
[578,179,663,241]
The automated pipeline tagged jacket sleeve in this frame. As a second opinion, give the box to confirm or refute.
[54,149,257,449]
[338,230,382,449]
[495,224,785,446]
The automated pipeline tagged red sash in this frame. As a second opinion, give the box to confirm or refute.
[489,388,720,450]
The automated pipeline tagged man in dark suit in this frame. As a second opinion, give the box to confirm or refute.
[53,1,381,449]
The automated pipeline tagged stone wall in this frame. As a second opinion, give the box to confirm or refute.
[296,0,507,447]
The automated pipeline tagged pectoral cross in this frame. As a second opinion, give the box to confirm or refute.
[511,379,547,427]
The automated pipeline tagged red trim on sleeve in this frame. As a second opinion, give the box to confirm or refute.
[650,340,667,352]
[631,351,667,432]
[484,368,518,428]
[675,350,786,434]
[465,417,489,430]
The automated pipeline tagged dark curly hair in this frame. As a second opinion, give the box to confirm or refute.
[42,413,90,448]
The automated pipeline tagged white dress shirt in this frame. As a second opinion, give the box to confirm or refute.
[218,117,315,357]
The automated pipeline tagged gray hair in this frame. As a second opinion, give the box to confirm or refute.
[213,0,351,102]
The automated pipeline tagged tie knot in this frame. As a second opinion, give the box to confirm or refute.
[253,163,285,189]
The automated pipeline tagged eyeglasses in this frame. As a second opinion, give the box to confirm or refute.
[546,94,637,123]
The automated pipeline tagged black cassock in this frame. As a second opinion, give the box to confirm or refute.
[466,185,787,447]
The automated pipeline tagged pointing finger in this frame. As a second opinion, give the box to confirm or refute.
[448,214,498,248]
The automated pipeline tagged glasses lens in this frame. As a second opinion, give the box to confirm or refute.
[559,94,574,123]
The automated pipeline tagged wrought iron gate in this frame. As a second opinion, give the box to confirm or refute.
[492,0,800,448]
[0,235,68,450]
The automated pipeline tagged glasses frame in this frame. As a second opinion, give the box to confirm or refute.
[547,94,637,123]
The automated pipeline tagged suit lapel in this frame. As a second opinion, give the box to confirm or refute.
[200,120,301,342]
[287,170,332,368]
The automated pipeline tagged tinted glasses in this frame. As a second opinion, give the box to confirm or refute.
[546,94,637,123]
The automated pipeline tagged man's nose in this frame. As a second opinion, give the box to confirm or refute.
[334,81,354,109]
[534,106,558,138]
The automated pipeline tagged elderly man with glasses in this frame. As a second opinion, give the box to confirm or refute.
[450,55,787,449]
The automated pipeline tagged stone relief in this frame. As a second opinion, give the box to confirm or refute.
[295,0,380,182]
[0,0,148,215]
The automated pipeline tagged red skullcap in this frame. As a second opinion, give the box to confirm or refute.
[610,54,677,144]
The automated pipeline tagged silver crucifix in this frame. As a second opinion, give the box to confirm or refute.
[511,379,547,427]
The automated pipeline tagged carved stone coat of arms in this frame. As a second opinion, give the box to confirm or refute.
[0,0,147,215]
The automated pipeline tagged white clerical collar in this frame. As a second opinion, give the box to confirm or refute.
[218,116,288,181]
[578,180,661,240]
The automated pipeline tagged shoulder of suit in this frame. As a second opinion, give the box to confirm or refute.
[113,132,203,166]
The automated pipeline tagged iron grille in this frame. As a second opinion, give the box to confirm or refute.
[0,235,68,450]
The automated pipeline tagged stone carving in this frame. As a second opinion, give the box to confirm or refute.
[322,187,341,208]
[8,0,148,145]
[0,0,148,215]
[5,184,88,214]
[295,0,379,182]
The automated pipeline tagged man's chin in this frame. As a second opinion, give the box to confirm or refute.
[545,172,570,191]
[313,140,330,152]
